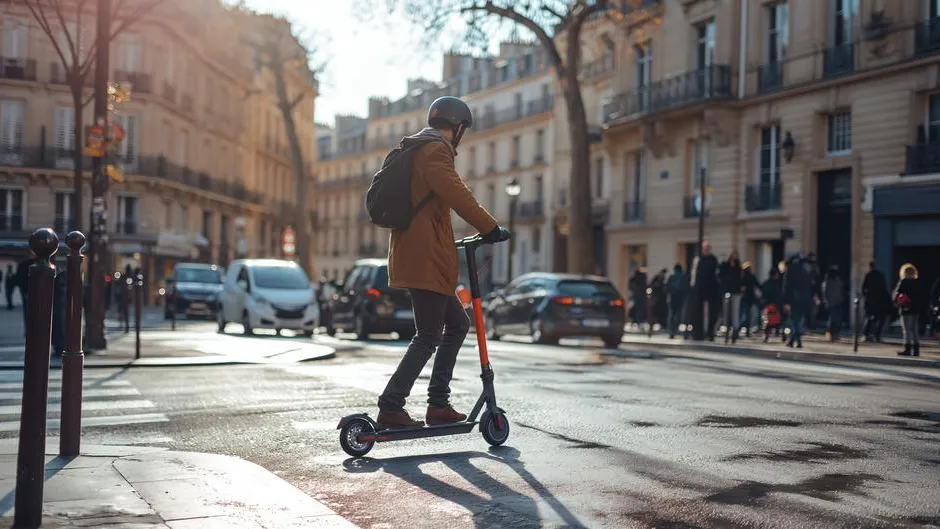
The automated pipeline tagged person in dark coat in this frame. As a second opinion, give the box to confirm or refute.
[894,263,926,357]
[782,253,814,348]
[760,267,783,342]
[629,267,649,328]
[822,265,846,341]
[719,250,744,342]
[650,268,668,328]
[862,261,890,342]
[666,264,688,339]
[737,261,761,338]
[690,240,720,341]
[4,264,13,309]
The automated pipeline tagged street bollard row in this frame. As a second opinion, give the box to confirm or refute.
[13,228,86,528]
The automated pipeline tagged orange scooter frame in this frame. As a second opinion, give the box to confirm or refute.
[336,233,510,458]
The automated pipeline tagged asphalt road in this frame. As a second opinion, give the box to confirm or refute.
[4,330,939,528]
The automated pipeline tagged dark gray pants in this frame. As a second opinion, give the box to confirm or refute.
[378,289,470,411]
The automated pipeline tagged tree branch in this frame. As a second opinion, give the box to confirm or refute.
[83,93,94,108]
[541,4,566,23]
[288,92,305,110]
[50,0,79,67]
[24,0,71,71]
[462,1,563,69]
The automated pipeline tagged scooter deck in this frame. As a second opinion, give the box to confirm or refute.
[360,421,478,442]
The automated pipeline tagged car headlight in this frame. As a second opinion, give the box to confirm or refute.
[253,295,269,305]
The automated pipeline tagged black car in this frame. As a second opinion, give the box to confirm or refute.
[327,259,414,340]
[484,273,626,347]
[165,263,224,319]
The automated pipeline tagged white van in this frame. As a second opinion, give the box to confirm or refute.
[218,259,319,336]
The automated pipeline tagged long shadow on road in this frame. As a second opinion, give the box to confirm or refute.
[342,447,587,529]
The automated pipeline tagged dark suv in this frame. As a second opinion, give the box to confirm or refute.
[326,259,414,340]
[165,263,224,319]
[484,273,626,347]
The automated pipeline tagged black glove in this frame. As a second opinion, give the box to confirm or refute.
[481,226,511,243]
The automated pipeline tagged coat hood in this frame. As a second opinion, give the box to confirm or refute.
[401,127,456,156]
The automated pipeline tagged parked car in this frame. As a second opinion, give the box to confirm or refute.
[217,259,319,336]
[327,259,414,340]
[484,273,626,347]
[165,263,224,319]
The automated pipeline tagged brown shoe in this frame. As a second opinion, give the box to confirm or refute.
[376,410,424,430]
[426,405,467,425]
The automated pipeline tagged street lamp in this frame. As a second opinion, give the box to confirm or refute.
[505,177,521,282]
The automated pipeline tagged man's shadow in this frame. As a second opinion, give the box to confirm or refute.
[343,446,586,529]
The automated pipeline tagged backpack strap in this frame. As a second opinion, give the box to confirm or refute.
[408,135,454,217]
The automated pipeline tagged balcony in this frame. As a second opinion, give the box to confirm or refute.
[603,65,733,125]
[114,70,152,94]
[756,61,783,94]
[0,146,92,171]
[823,42,855,78]
[622,200,645,222]
[904,142,940,175]
[0,57,36,81]
[475,96,555,132]
[516,200,544,220]
[116,220,137,235]
[683,195,707,219]
[0,214,24,232]
[915,18,940,56]
[134,156,265,203]
[744,182,782,212]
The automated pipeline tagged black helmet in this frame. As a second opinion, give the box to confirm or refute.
[427,96,472,149]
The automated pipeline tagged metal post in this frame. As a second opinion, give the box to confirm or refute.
[646,287,653,338]
[59,232,86,457]
[506,197,517,282]
[134,271,142,360]
[13,229,59,528]
[124,276,132,334]
[724,292,732,343]
[84,0,112,351]
[853,290,861,353]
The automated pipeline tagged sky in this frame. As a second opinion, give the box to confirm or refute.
[235,0,449,125]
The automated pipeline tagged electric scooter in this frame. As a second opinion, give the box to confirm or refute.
[336,233,510,458]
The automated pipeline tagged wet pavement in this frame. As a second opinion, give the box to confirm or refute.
[5,332,937,528]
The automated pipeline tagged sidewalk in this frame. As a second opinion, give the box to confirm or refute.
[0,437,358,528]
[0,306,176,348]
[616,326,940,368]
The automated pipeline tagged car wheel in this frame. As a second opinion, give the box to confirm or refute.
[217,307,226,333]
[353,313,369,340]
[530,318,557,345]
[242,311,254,336]
[485,315,500,340]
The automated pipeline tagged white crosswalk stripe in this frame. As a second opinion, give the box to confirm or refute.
[0,370,169,437]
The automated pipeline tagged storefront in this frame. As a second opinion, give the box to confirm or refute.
[871,181,940,293]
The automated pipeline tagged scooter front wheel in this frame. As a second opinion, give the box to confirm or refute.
[340,417,375,458]
[481,412,510,447]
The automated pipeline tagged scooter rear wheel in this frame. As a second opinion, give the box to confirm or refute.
[340,417,375,458]
[481,412,510,446]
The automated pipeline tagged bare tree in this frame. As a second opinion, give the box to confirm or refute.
[18,0,169,231]
[240,11,319,276]
[371,0,659,274]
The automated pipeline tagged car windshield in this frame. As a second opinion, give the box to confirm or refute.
[557,280,620,298]
[374,266,389,288]
[252,266,310,290]
[175,268,222,284]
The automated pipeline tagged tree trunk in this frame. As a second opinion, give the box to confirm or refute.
[561,26,594,275]
[70,86,84,232]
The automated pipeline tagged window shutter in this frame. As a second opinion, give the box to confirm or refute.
[0,102,24,162]
[119,114,137,165]
[3,18,28,59]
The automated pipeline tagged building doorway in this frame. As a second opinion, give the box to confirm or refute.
[816,169,853,324]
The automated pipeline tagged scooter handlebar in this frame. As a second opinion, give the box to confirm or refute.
[454,231,510,249]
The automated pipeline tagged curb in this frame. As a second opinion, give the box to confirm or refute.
[614,338,940,369]
[0,349,336,370]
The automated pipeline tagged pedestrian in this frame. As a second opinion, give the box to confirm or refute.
[719,250,743,342]
[737,261,760,339]
[651,268,668,329]
[806,252,823,330]
[14,255,36,332]
[822,265,845,341]
[629,267,648,329]
[760,267,783,342]
[3,264,12,309]
[862,260,891,342]
[690,240,720,341]
[375,96,508,430]
[666,263,687,339]
[782,253,813,348]
[894,263,926,357]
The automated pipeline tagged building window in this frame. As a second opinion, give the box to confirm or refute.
[54,106,76,168]
[180,204,189,232]
[486,183,495,212]
[532,226,541,254]
[0,100,24,164]
[832,0,858,46]
[635,43,652,109]
[535,129,545,161]
[827,111,852,154]
[928,94,940,142]
[0,188,24,231]
[760,124,782,187]
[695,19,716,70]
[118,34,140,72]
[594,157,604,198]
[534,175,544,202]
[55,191,73,231]
[2,18,29,59]
[514,92,523,117]
[767,2,789,63]
[117,195,138,235]
[468,146,476,175]
[511,136,520,166]
[691,139,710,193]
[488,141,496,172]
[202,210,212,238]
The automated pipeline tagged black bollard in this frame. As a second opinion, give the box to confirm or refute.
[134,271,142,360]
[645,288,653,338]
[723,293,732,344]
[60,232,86,457]
[124,275,132,334]
[853,292,861,353]
[13,228,58,528]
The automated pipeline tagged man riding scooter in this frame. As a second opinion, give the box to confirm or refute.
[375,96,509,430]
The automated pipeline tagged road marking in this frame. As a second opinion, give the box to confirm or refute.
[0,412,170,433]
[0,399,154,416]
[0,387,140,400]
